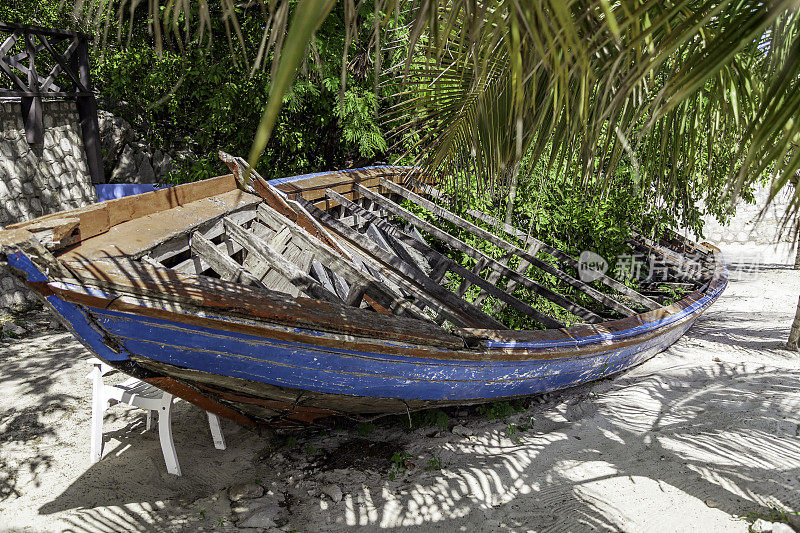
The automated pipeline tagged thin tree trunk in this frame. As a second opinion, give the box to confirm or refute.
[504,164,521,226]
[795,240,800,269]
[786,296,800,351]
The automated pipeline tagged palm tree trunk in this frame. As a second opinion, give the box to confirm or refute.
[504,164,520,226]
[787,296,800,351]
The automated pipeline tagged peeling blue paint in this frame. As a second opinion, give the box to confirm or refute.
[4,246,723,402]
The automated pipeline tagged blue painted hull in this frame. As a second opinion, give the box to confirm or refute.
[4,246,727,421]
[0,161,728,424]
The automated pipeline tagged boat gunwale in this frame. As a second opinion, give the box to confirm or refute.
[0,168,726,360]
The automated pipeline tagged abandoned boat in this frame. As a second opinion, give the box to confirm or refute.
[0,154,727,425]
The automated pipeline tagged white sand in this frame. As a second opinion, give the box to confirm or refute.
[1,245,798,532]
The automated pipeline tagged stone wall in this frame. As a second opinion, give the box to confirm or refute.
[702,183,794,245]
[0,99,97,314]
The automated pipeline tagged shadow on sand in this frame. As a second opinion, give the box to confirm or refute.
[4,280,800,532]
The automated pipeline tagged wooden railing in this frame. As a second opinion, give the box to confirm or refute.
[0,22,104,184]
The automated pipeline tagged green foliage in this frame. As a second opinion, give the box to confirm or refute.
[425,455,444,471]
[387,451,411,480]
[390,409,450,430]
[304,443,321,455]
[506,418,535,443]
[357,422,376,436]
[745,506,799,527]
[476,400,527,421]
[3,1,392,182]
[0,2,77,30]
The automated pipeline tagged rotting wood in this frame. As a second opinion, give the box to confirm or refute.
[190,232,263,287]
[259,228,294,291]
[256,203,431,322]
[489,243,537,311]
[429,258,451,284]
[359,222,458,318]
[300,197,508,330]
[21,217,80,250]
[223,217,340,303]
[58,189,260,264]
[326,218,461,321]
[661,228,712,258]
[56,255,466,349]
[220,152,361,265]
[626,237,705,283]
[11,174,238,244]
[242,221,279,280]
[312,260,340,296]
[353,183,600,323]
[149,206,259,269]
[326,188,564,329]
[630,230,710,280]
[455,258,486,298]
[165,234,247,277]
[413,180,660,311]
[381,179,637,318]
[473,256,506,308]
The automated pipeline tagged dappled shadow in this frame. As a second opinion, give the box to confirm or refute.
[7,268,800,531]
[268,363,799,531]
[684,312,790,352]
[37,351,800,531]
[0,324,88,504]
[37,402,259,517]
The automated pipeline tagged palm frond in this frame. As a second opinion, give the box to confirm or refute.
[80,0,800,228]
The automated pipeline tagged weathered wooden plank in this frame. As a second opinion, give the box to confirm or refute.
[190,232,263,287]
[223,217,341,303]
[334,210,476,321]
[661,228,712,258]
[330,189,563,328]
[311,260,340,296]
[57,188,259,265]
[455,258,486,298]
[300,198,508,330]
[489,244,536,310]
[265,243,302,296]
[363,221,459,317]
[297,249,314,276]
[380,179,636,317]
[149,206,259,272]
[58,256,466,350]
[630,229,709,280]
[354,183,598,323]
[255,203,431,322]
[221,152,361,266]
[13,175,238,248]
[326,188,564,329]
[258,227,293,288]
[242,220,278,279]
[167,232,250,276]
[414,180,660,311]
[429,258,451,284]
[21,217,80,250]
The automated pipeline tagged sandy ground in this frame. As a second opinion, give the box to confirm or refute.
[1,244,799,532]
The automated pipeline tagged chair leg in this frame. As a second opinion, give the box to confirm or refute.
[206,412,226,450]
[157,393,181,475]
[146,410,153,431]
[90,364,104,463]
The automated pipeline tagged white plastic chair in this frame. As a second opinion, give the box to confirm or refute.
[87,358,226,475]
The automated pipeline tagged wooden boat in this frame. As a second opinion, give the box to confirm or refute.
[0,153,727,426]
